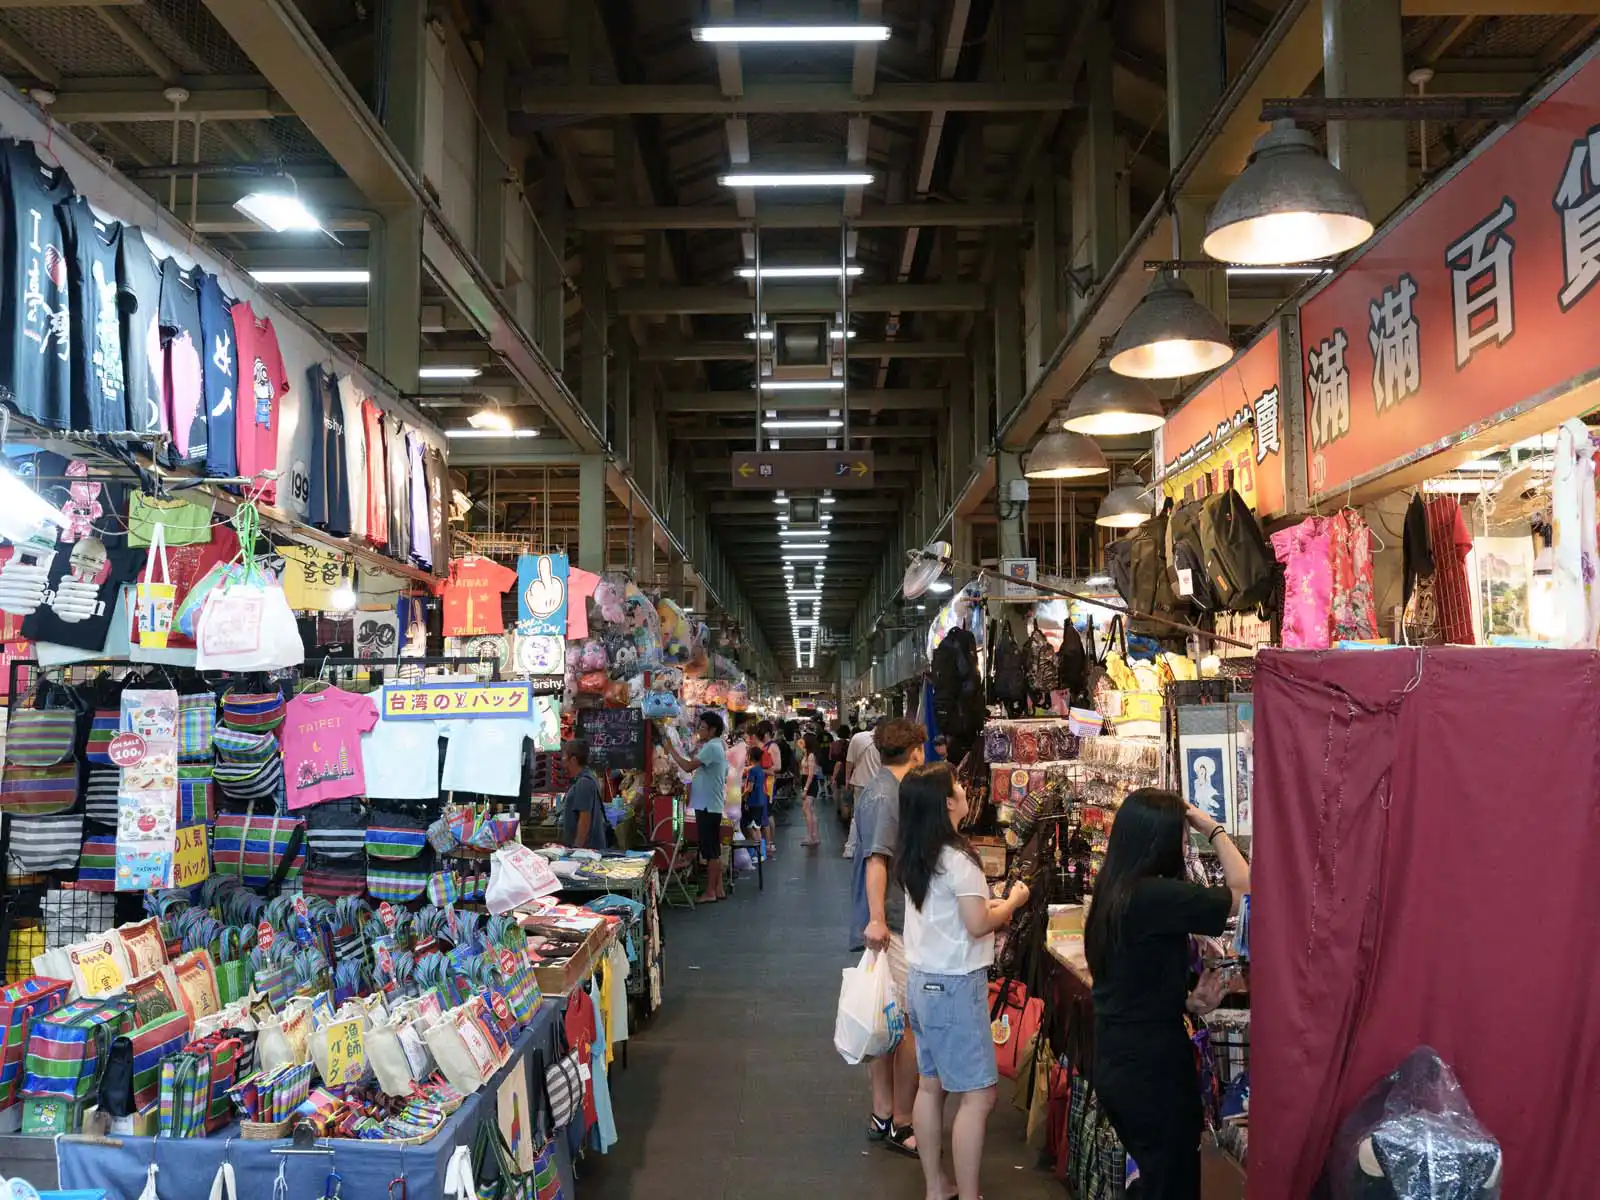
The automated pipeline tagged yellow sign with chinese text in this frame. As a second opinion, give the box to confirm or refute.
[1158,427,1269,513]
[380,681,534,721]
[321,1018,366,1086]
[171,823,210,889]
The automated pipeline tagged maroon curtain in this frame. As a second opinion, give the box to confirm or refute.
[1249,648,1600,1200]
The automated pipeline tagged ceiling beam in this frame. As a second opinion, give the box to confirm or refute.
[638,339,966,362]
[615,283,987,316]
[679,427,933,441]
[94,6,179,86]
[301,303,450,334]
[710,499,903,514]
[663,389,942,413]
[512,82,1080,117]
[48,88,294,124]
[568,203,1026,231]
[1400,0,1600,12]
[0,0,141,6]
[0,21,59,88]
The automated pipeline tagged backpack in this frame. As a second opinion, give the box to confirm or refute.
[932,627,982,737]
[1110,511,1179,636]
[1057,620,1087,704]
[1197,488,1277,613]
[1024,623,1057,702]
[1166,499,1218,611]
[991,622,1028,712]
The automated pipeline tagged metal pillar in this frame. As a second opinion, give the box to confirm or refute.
[951,516,974,567]
[475,32,509,289]
[535,156,567,371]
[992,228,1024,426]
[580,233,609,440]
[633,385,658,508]
[971,321,993,462]
[611,326,632,462]
[578,455,606,573]
[368,0,424,392]
[1029,158,1061,386]
[667,554,685,604]
[1165,0,1224,168]
[996,450,1026,562]
[633,511,654,581]
[1323,0,1409,221]
[1074,16,1120,317]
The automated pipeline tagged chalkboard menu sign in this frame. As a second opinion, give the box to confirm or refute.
[576,707,646,770]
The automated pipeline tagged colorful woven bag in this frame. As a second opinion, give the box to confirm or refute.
[22,995,133,1101]
[1,764,80,816]
[365,823,428,861]
[177,692,216,762]
[4,709,77,766]
[77,834,118,891]
[114,1009,192,1112]
[178,765,215,825]
[367,865,427,903]
[212,814,305,891]
[157,1047,211,1138]
[85,709,119,766]
[0,977,71,1101]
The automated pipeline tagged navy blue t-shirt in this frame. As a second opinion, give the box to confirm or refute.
[197,273,237,478]
[305,365,351,536]
[60,200,127,433]
[0,139,74,429]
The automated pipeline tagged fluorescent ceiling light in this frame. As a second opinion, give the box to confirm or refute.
[830,330,856,340]
[694,25,890,43]
[779,528,829,538]
[444,428,540,439]
[1423,476,1490,494]
[783,553,827,562]
[720,171,874,188]
[467,404,512,432]
[758,380,846,392]
[419,366,484,380]
[763,419,844,431]
[233,189,321,233]
[774,496,791,505]
[737,265,864,280]
[1224,266,1332,277]
[819,495,836,504]
[744,330,776,341]
[250,269,370,285]
[786,591,823,599]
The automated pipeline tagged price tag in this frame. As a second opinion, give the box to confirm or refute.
[322,1017,365,1086]
[497,949,518,975]
[257,921,275,951]
[489,992,513,1026]
[378,902,397,930]
[1176,567,1195,597]
[293,895,309,920]
[107,732,147,768]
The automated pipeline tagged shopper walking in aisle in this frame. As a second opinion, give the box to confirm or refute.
[799,732,824,848]
[843,719,881,857]
[742,723,774,859]
[662,711,730,902]
[558,739,608,851]
[897,763,1030,1200]
[1085,790,1249,1200]
[851,718,927,1157]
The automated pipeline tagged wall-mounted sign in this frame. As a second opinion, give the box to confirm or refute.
[1000,557,1039,600]
[381,681,534,720]
[516,553,569,637]
[1298,49,1600,500]
[730,450,875,489]
[1152,325,1285,517]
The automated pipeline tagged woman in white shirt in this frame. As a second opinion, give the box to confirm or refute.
[896,763,1030,1200]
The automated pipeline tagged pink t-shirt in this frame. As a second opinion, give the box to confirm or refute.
[283,687,379,809]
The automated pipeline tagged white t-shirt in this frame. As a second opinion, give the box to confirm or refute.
[440,713,545,796]
[360,714,441,800]
[904,845,994,975]
[847,729,881,787]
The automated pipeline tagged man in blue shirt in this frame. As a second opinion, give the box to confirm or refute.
[665,711,729,902]
[558,739,608,851]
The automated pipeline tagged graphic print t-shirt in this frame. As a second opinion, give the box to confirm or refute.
[231,304,289,502]
[0,139,75,428]
[158,259,206,464]
[338,376,368,542]
[282,686,378,810]
[60,202,127,433]
[279,543,342,611]
[386,416,410,563]
[118,229,164,436]
[197,273,237,478]
[441,556,517,635]
[19,453,134,651]
[305,365,351,536]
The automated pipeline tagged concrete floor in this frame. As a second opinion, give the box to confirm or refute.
[581,800,1064,1200]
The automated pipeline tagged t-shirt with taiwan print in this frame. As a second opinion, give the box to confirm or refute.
[282,686,378,810]
[440,556,517,636]
[231,302,289,503]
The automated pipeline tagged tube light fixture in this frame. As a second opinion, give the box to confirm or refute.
[467,402,513,432]
[819,495,836,504]
[779,528,829,538]
[250,269,370,285]
[736,265,864,280]
[693,25,890,43]
[1223,266,1332,277]
[762,419,844,431]
[757,380,846,392]
[444,428,541,439]
[719,171,875,188]
[773,495,791,505]
[233,188,322,233]
[781,545,829,554]
[782,553,827,562]
[743,329,777,340]
[419,366,484,380]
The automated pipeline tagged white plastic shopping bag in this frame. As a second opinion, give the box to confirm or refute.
[833,949,901,1065]
[484,841,564,914]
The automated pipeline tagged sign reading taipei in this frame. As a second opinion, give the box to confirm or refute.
[730,450,875,489]
[1299,48,1600,501]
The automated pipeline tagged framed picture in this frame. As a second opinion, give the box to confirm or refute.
[1179,733,1236,830]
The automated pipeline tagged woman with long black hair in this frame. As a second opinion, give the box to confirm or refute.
[799,732,823,848]
[1085,788,1250,1199]
[897,763,1031,1200]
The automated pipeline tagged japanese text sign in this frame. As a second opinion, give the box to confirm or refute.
[381,681,534,720]
[1153,326,1285,516]
[171,823,210,889]
[516,553,569,638]
[1299,50,1600,500]
[321,1017,366,1086]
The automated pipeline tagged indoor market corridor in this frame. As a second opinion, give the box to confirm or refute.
[583,803,1063,1200]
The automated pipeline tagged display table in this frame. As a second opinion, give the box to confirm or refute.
[53,1000,577,1200]
[553,853,663,1017]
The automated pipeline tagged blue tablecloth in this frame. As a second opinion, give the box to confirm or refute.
[54,1000,576,1200]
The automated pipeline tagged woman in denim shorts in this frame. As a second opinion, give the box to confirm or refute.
[896,763,1031,1200]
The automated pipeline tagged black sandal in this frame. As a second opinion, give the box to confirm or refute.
[885,1122,918,1157]
[867,1113,892,1141]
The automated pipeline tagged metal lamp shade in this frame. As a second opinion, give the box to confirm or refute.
[1096,470,1155,528]
[1203,121,1374,265]
[1108,272,1233,379]
[1062,370,1166,436]
[1023,428,1109,480]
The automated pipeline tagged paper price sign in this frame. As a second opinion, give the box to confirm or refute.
[378,902,397,930]
[257,920,275,951]
[323,1018,366,1086]
[381,681,534,721]
[171,824,210,888]
[107,732,147,768]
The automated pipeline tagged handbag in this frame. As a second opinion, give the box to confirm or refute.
[85,709,119,765]
[22,995,134,1101]
[157,1046,211,1138]
[4,707,77,767]
[367,864,428,903]
[305,799,367,859]
[988,979,1044,1081]
[1,763,80,816]
[178,765,215,824]
[196,577,305,672]
[101,1008,191,1115]
[0,977,71,1099]
[365,821,428,860]
[212,812,305,892]
[77,833,118,891]
[5,813,83,873]
[255,1004,312,1072]
[426,869,460,906]
[544,1043,584,1131]
[177,692,217,762]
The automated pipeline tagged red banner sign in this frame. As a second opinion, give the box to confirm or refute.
[1152,325,1286,517]
[1299,49,1600,499]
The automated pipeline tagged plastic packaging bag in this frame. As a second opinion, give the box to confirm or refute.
[833,949,901,1065]
[1324,1046,1503,1200]
[483,842,563,914]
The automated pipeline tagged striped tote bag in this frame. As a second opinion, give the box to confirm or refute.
[108,1009,191,1113]
[22,996,134,1101]
[212,814,304,891]
[177,765,215,825]
[84,710,119,766]
[5,814,83,876]
[177,693,216,762]
[77,835,118,891]
[218,690,286,735]
[0,764,80,816]
[83,766,119,828]
[4,709,77,767]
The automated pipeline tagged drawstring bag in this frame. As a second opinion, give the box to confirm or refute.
[135,520,176,649]
[195,503,305,672]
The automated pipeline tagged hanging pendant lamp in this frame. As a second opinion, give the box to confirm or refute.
[1203,120,1374,265]
[1023,420,1109,480]
[1108,271,1233,380]
[1096,470,1156,528]
[1062,369,1166,437]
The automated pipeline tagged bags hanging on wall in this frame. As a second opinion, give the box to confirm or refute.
[6,813,83,875]
[195,579,304,672]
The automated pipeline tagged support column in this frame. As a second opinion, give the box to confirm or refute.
[474,31,509,289]
[633,511,654,581]
[577,456,606,573]
[995,451,1026,562]
[633,385,658,509]
[667,555,685,604]
[1323,0,1408,221]
[1029,159,1061,386]
[971,322,993,462]
[580,233,609,439]
[1165,0,1224,168]
[369,0,425,392]
[535,156,566,371]
[611,327,632,462]
[992,228,1024,426]
[1073,17,1121,324]
[951,517,974,569]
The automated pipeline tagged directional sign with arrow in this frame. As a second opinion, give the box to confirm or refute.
[729,450,876,489]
